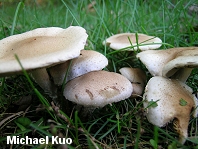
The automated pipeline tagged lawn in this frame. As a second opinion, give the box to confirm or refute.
[0,0,198,148]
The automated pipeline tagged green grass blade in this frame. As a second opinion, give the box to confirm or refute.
[14,55,56,120]
[10,2,24,35]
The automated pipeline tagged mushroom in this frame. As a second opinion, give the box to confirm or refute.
[162,49,198,82]
[103,33,162,51]
[119,67,146,97]
[136,47,198,76]
[63,70,133,108]
[143,76,198,144]
[49,50,108,86]
[0,26,88,97]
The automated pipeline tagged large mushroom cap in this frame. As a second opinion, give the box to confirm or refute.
[0,26,88,76]
[103,33,162,51]
[64,71,133,107]
[143,76,198,144]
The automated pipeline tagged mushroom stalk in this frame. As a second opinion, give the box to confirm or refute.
[49,61,71,86]
[162,55,198,82]
[170,68,193,82]
[30,68,57,98]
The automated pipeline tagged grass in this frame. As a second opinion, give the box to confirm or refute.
[0,0,198,148]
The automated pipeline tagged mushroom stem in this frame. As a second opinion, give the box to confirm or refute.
[75,105,96,119]
[29,68,57,98]
[170,68,193,82]
[49,61,71,86]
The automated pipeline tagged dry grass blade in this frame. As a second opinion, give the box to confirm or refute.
[0,111,24,130]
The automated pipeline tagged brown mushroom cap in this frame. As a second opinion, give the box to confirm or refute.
[64,71,133,107]
[143,76,198,144]
[103,33,162,51]
[0,26,88,76]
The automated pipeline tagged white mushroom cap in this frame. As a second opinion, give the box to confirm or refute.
[119,67,146,96]
[103,33,162,51]
[143,76,198,144]
[49,50,108,85]
[0,26,88,75]
[136,47,197,76]
[67,50,108,81]
[64,71,133,107]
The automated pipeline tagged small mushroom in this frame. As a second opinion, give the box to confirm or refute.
[49,50,108,86]
[103,33,162,51]
[143,76,198,144]
[0,26,88,97]
[63,70,133,108]
[136,47,198,76]
[162,49,198,82]
[119,67,146,97]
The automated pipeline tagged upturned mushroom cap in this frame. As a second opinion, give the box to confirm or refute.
[0,26,88,76]
[143,76,198,144]
[49,50,108,85]
[103,33,162,51]
[64,71,133,107]
[136,47,197,76]
[0,26,88,97]
[119,67,146,96]
[162,48,198,82]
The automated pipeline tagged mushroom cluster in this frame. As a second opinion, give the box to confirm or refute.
[104,33,198,144]
[0,26,88,98]
[0,26,134,112]
[58,49,133,116]
[1,26,197,145]
[136,47,198,144]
